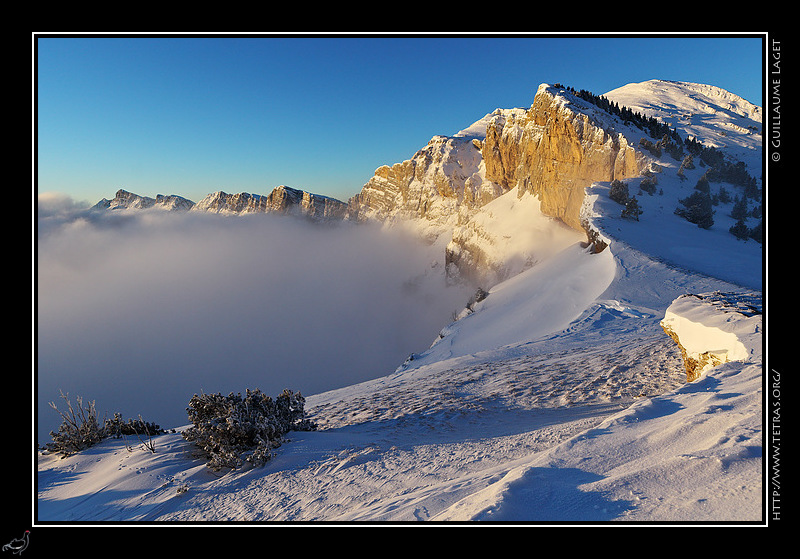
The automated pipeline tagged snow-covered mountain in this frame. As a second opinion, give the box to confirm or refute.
[91,184,349,220]
[92,189,195,212]
[604,79,762,174]
[37,80,765,524]
[192,185,348,219]
[347,80,761,288]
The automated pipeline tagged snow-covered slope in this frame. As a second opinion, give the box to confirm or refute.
[604,79,762,175]
[36,80,764,524]
[36,235,762,522]
[445,185,585,287]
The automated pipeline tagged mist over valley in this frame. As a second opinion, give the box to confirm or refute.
[36,199,473,442]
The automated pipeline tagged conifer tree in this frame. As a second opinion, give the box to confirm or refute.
[730,219,750,240]
[621,197,643,221]
[675,191,714,229]
[730,195,749,221]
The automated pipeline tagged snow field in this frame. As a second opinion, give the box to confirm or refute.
[36,319,687,522]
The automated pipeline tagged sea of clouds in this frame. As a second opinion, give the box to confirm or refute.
[36,193,473,443]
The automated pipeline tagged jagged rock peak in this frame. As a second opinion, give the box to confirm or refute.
[344,110,517,240]
[91,189,194,212]
[188,186,347,220]
[267,185,348,220]
[91,185,348,221]
[191,190,269,214]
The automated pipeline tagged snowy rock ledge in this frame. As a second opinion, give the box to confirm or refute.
[660,292,762,382]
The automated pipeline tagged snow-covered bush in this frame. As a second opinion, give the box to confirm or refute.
[182,388,317,471]
[104,413,163,438]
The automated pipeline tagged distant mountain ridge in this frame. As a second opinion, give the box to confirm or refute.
[92,190,195,212]
[93,184,348,221]
[192,185,348,220]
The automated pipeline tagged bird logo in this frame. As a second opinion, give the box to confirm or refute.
[2,531,29,555]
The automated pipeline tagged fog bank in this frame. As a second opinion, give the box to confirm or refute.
[36,199,472,443]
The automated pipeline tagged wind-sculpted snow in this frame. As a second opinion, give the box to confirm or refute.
[661,292,762,381]
[37,318,688,522]
[409,241,617,369]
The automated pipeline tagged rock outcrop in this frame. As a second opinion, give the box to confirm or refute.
[346,111,522,244]
[660,292,762,382]
[191,191,268,214]
[266,185,348,220]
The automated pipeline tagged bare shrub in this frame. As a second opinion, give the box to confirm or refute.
[43,391,165,457]
[44,391,105,456]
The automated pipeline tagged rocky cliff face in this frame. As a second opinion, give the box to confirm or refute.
[267,185,348,220]
[347,84,653,285]
[191,191,268,214]
[481,84,649,231]
[347,111,523,244]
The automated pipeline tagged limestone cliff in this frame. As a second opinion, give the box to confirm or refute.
[265,185,348,220]
[347,84,653,284]
[480,84,649,232]
[191,191,269,214]
[347,110,524,244]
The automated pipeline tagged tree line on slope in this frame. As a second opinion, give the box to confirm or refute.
[554,84,763,243]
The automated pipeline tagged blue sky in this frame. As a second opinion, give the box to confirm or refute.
[35,34,765,205]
